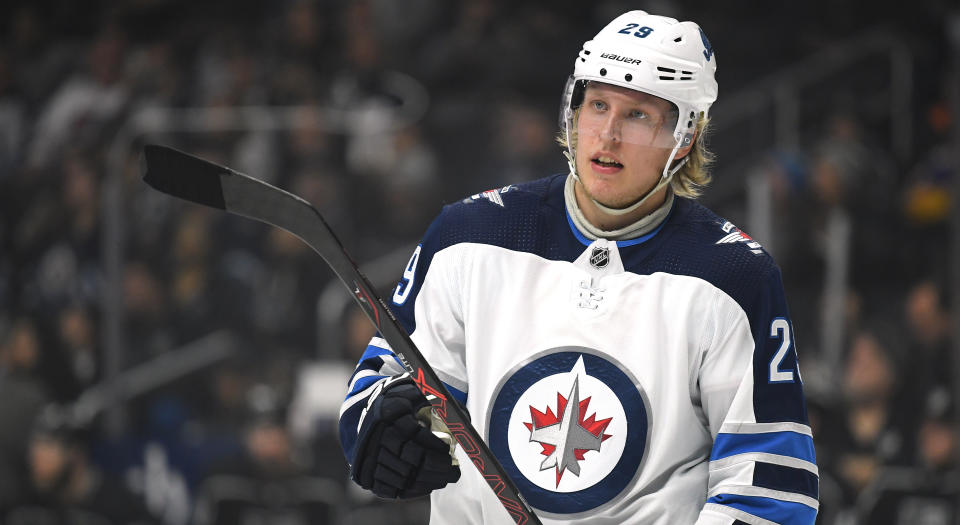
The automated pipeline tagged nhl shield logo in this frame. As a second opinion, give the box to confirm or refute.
[488,349,649,515]
[589,247,609,269]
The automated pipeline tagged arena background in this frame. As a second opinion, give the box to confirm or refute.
[0,0,958,523]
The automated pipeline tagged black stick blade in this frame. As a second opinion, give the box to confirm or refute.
[141,144,228,210]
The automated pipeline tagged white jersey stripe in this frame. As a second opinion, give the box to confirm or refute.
[707,460,755,492]
[700,503,779,525]
[716,233,740,244]
[719,421,813,437]
[377,355,406,376]
[710,452,819,476]
[347,369,381,392]
[338,379,383,418]
[708,485,820,510]
[369,336,391,351]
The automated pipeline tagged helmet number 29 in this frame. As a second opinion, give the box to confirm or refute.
[617,24,654,39]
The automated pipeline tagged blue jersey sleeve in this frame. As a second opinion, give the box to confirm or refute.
[696,266,818,525]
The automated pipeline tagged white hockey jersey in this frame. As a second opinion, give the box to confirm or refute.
[339,174,818,524]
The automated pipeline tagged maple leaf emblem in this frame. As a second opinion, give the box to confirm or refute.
[524,367,613,488]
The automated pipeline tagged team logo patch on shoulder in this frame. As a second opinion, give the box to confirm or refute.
[488,349,649,516]
[464,185,514,207]
[716,221,764,255]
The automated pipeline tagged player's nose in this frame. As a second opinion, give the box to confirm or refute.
[598,114,621,143]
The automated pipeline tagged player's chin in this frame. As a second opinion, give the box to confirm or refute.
[595,195,636,210]
[585,187,634,210]
[583,176,622,201]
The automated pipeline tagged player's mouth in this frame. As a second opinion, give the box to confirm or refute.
[591,154,623,173]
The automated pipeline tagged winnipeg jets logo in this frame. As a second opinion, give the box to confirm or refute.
[525,366,613,487]
[699,27,714,62]
[716,221,764,255]
[489,349,649,514]
[589,247,609,269]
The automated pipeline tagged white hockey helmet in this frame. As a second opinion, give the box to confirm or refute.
[561,10,718,175]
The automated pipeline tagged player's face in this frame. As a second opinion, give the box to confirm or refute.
[574,82,686,221]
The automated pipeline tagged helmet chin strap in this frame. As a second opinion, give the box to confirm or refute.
[566,139,688,217]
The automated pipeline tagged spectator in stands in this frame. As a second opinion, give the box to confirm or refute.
[0,318,50,510]
[25,26,129,170]
[901,97,954,278]
[56,304,98,391]
[123,260,173,361]
[4,408,157,525]
[857,389,959,525]
[193,384,341,525]
[898,279,955,456]
[833,329,908,501]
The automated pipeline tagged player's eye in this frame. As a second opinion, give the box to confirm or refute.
[590,100,607,112]
[628,109,648,120]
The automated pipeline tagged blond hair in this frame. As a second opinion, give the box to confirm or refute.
[558,113,715,199]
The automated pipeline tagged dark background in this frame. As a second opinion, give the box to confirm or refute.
[0,1,957,524]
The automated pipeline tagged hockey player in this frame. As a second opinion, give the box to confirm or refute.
[339,10,818,525]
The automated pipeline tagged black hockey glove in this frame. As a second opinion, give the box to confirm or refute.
[350,374,461,499]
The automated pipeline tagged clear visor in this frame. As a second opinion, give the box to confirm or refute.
[563,77,692,151]
[575,88,680,149]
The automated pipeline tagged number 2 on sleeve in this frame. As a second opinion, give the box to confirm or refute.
[768,318,795,383]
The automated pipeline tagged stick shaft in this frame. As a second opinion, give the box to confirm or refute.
[142,145,541,524]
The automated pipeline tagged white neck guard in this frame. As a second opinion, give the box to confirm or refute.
[564,174,674,241]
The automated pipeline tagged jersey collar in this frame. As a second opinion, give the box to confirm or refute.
[563,174,675,247]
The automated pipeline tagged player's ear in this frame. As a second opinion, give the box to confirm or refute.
[673,130,697,161]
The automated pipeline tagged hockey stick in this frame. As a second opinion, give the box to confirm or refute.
[141,144,541,525]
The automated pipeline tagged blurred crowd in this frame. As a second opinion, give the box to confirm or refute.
[0,1,958,524]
